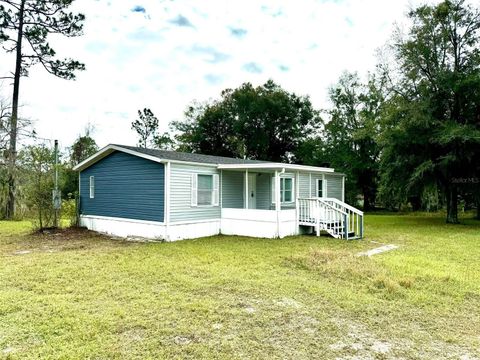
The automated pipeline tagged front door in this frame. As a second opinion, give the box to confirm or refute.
[248,173,256,209]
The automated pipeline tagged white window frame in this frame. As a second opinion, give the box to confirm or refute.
[89,176,95,199]
[316,178,324,198]
[271,176,295,204]
[191,173,219,207]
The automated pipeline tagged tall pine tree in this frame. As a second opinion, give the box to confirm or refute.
[0,0,85,219]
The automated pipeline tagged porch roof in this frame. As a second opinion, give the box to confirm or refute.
[217,163,337,174]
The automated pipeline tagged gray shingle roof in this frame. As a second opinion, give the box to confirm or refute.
[114,144,268,165]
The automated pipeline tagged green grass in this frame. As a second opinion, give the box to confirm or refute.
[0,214,479,359]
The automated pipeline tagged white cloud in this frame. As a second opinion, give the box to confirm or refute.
[0,0,426,150]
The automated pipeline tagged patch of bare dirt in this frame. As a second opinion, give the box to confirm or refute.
[3,227,137,256]
[329,316,479,360]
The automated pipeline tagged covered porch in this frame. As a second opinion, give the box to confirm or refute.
[218,164,363,239]
[219,166,299,238]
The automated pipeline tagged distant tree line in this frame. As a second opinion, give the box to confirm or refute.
[0,0,478,227]
[132,0,480,223]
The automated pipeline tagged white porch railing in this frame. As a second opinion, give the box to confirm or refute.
[297,197,364,239]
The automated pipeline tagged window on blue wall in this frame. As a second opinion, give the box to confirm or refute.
[198,174,214,205]
[89,176,95,199]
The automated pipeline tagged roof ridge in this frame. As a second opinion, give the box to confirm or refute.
[114,144,261,162]
[111,144,268,164]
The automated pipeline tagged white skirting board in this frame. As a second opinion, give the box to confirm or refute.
[80,209,298,241]
[80,215,220,242]
[80,215,167,239]
[168,220,221,241]
[220,208,298,238]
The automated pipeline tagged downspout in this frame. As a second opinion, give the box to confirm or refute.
[245,169,249,209]
[295,171,300,235]
[276,168,285,238]
[220,169,223,233]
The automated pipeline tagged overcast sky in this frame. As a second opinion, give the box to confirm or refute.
[0,0,425,150]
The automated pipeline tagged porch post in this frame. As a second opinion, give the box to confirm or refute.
[245,169,249,209]
[295,171,299,235]
[275,170,280,237]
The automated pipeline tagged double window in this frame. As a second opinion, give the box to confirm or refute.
[191,173,219,206]
[272,176,295,204]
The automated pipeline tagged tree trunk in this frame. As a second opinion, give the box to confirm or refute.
[446,185,459,224]
[6,0,25,220]
[363,191,371,211]
[476,197,480,220]
[409,196,422,211]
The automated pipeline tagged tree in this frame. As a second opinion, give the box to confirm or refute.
[21,144,55,229]
[153,132,175,151]
[172,80,321,162]
[69,128,98,166]
[0,95,10,154]
[173,100,239,157]
[322,72,384,209]
[0,0,85,219]
[379,0,480,223]
[131,108,159,148]
[62,128,98,197]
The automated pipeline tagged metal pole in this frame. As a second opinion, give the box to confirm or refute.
[54,139,58,228]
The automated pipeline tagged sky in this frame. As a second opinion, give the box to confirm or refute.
[0,0,424,150]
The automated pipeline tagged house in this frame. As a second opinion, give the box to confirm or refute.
[73,144,364,241]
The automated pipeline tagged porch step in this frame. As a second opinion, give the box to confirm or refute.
[298,197,364,239]
[324,229,356,239]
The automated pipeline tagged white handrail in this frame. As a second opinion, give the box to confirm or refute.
[323,197,364,215]
[300,198,348,215]
[297,197,364,239]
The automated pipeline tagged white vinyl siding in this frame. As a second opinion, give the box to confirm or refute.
[256,173,271,209]
[221,171,244,208]
[190,173,198,206]
[89,176,95,199]
[324,174,343,201]
[213,174,219,206]
[298,173,310,198]
[170,163,221,223]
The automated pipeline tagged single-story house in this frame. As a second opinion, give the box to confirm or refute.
[73,144,363,241]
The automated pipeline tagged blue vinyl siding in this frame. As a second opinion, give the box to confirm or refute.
[80,151,164,222]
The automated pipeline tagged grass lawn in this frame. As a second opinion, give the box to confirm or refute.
[1,214,479,359]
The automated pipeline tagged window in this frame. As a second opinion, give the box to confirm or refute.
[191,173,219,207]
[89,176,95,199]
[272,176,295,203]
[198,174,214,205]
[281,177,293,202]
[316,179,323,198]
